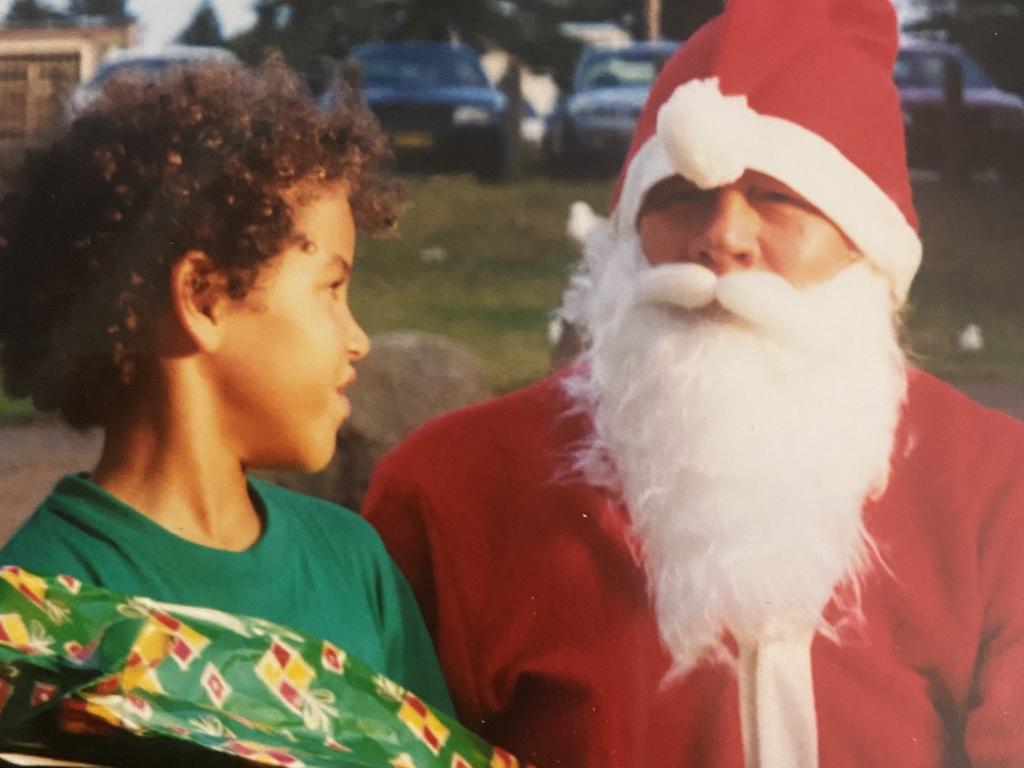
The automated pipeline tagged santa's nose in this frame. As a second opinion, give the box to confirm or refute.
[686,188,763,275]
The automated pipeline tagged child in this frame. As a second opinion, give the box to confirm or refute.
[0,60,452,713]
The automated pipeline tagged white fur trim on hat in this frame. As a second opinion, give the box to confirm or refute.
[615,78,922,304]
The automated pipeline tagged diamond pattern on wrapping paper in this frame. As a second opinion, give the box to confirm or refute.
[201,661,233,709]
[254,638,316,716]
[30,681,58,707]
[227,740,305,767]
[321,640,347,674]
[398,692,450,757]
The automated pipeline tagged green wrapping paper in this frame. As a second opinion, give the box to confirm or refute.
[0,566,531,768]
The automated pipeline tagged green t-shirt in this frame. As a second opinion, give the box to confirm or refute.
[0,474,453,714]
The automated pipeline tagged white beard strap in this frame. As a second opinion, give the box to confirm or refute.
[738,621,818,768]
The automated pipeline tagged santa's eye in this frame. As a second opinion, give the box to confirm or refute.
[751,186,794,203]
[749,185,815,212]
[641,180,703,213]
[664,186,701,203]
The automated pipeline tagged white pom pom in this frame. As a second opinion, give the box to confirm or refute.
[566,200,598,250]
[656,77,751,188]
[633,263,717,309]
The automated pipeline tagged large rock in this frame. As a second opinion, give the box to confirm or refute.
[261,331,490,510]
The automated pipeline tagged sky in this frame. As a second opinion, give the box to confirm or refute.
[0,0,258,47]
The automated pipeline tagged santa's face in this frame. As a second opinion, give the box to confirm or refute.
[637,171,859,288]
[566,177,907,677]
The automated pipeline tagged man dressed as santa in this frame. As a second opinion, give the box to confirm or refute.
[363,0,1024,765]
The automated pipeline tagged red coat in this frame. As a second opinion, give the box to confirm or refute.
[363,369,1024,767]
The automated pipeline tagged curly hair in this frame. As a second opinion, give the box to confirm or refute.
[0,58,402,430]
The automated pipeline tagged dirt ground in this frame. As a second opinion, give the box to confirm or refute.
[0,376,1021,545]
[0,420,102,542]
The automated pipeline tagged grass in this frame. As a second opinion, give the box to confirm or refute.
[1,172,1022,423]
[902,180,1024,382]
[350,173,611,392]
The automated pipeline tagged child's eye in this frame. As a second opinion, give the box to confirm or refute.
[325,260,352,296]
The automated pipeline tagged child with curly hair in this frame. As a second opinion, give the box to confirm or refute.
[0,60,452,713]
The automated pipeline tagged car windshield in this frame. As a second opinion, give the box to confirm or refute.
[576,49,671,91]
[894,51,993,89]
[356,47,488,89]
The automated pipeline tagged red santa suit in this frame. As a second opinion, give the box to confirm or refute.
[366,1,1024,764]
[364,368,1024,767]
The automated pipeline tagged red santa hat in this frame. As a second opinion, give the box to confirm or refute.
[611,0,922,303]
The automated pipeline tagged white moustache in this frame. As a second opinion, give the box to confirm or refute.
[633,263,819,347]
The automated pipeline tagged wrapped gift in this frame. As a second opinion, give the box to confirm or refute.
[0,566,532,768]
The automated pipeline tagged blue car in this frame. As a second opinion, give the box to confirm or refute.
[545,41,679,175]
[350,42,508,181]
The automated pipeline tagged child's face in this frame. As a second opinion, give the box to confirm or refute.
[210,186,369,471]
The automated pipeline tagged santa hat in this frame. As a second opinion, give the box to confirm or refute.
[611,0,921,303]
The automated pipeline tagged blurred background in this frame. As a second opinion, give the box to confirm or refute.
[0,0,1022,522]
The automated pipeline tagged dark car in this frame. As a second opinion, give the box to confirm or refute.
[544,40,679,175]
[896,37,1024,182]
[350,42,508,181]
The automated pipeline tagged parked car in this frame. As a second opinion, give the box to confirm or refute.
[544,40,679,175]
[896,37,1024,182]
[350,42,508,181]
[69,46,238,115]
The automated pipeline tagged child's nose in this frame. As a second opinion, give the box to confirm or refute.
[347,318,370,362]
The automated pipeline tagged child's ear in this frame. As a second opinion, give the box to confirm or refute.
[170,250,231,352]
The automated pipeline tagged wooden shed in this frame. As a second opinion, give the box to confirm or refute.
[0,22,138,172]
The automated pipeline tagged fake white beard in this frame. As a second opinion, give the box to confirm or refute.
[564,232,907,677]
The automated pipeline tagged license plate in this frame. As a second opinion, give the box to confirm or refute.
[392,131,433,149]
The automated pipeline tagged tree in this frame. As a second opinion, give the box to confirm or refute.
[67,0,131,23]
[226,0,721,91]
[4,0,66,25]
[177,0,225,47]
[231,0,410,79]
